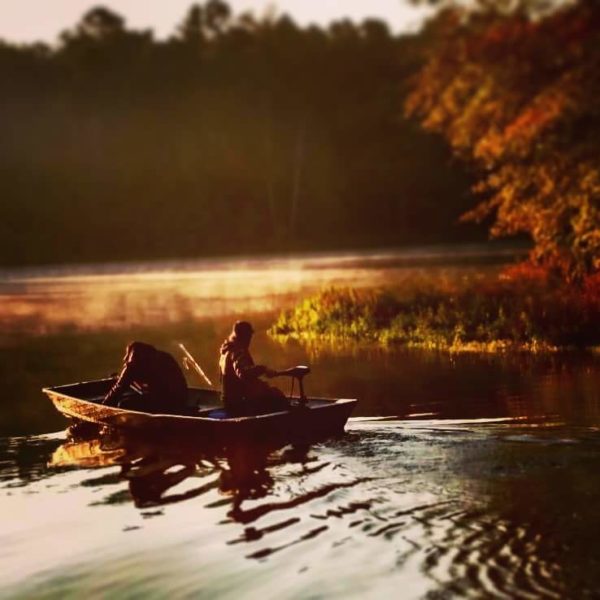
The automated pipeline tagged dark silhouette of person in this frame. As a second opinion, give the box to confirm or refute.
[219,321,289,416]
[103,341,188,414]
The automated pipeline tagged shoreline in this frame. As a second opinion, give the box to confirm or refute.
[270,270,600,353]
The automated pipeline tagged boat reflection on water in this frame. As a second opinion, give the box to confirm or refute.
[49,423,313,516]
[6,418,600,598]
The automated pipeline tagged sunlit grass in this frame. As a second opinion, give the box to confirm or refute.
[270,265,600,352]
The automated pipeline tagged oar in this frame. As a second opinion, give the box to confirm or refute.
[179,343,214,387]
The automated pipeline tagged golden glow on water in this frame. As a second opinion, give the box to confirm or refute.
[0,252,500,335]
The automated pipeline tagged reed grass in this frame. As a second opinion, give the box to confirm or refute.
[270,265,600,352]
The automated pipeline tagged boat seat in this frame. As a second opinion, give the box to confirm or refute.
[205,408,229,419]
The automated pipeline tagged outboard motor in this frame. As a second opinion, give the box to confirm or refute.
[277,365,311,405]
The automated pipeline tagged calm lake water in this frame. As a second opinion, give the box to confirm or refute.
[2,247,600,598]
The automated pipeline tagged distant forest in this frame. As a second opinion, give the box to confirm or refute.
[0,2,479,266]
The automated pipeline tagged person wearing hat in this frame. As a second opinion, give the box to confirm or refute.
[219,321,288,416]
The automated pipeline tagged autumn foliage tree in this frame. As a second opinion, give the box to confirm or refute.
[406,0,600,280]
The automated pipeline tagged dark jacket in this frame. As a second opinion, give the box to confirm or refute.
[219,337,266,411]
[104,342,188,413]
[219,336,288,416]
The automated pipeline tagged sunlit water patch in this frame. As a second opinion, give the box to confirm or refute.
[2,419,600,599]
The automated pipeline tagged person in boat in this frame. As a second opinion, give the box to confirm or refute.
[219,321,289,416]
[102,341,188,414]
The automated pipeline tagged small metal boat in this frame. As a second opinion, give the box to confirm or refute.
[43,375,357,446]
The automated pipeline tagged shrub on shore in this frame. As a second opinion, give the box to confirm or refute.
[270,267,600,352]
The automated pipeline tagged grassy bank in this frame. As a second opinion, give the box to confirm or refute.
[270,265,600,352]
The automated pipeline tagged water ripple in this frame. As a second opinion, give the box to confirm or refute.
[3,422,600,598]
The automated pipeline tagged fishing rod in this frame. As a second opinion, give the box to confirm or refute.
[179,343,214,387]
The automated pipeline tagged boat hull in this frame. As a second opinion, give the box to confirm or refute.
[43,379,357,447]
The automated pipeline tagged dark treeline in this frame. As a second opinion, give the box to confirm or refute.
[0,2,477,267]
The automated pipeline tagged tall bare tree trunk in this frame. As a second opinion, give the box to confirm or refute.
[289,119,306,238]
[262,108,278,234]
